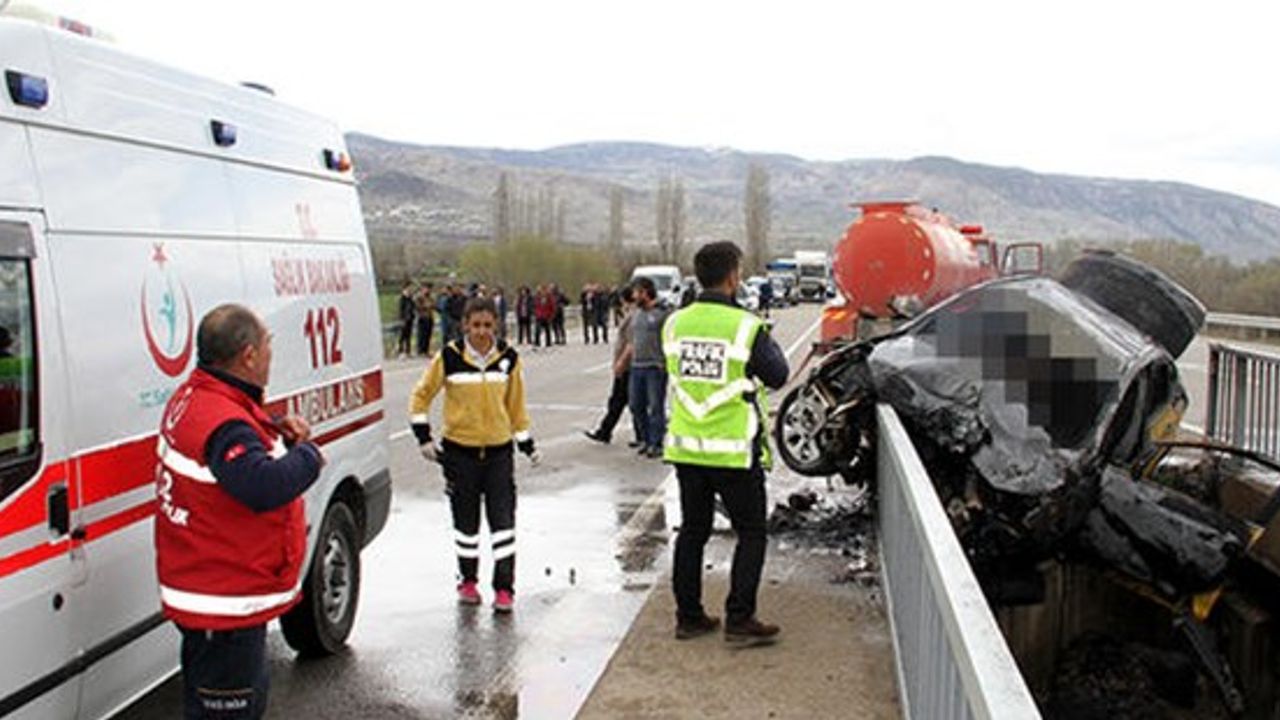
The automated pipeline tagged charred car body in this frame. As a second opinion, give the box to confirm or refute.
[776,252,1268,710]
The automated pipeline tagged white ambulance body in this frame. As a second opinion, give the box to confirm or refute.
[0,15,390,719]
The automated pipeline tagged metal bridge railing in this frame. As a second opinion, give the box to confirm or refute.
[877,404,1040,720]
[1206,342,1280,462]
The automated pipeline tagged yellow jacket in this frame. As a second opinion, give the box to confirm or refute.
[408,339,531,447]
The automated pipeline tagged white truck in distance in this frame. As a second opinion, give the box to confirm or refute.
[794,250,830,301]
[630,264,684,308]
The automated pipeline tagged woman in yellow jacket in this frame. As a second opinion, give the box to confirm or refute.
[409,296,539,613]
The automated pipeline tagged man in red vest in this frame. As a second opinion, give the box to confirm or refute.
[155,304,324,719]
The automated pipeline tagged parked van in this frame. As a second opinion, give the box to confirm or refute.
[0,14,389,719]
[630,265,684,308]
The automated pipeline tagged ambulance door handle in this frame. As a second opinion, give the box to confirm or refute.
[47,482,70,538]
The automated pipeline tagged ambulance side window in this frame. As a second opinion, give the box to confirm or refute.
[0,257,39,502]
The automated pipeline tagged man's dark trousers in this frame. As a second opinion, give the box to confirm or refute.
[416,317,433,356]
[672,463,767,624]
[179,624,268,719]
[594,369,635,440]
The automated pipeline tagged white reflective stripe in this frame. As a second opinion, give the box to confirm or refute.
[456,547,481,559]
[156,437,217,484]
[491,529,515,544]
[160,583,300,617]
[666,434,751,454]
[448,371,509,385]
[493,544,516,560]
[673,378,756,420]
[411,414,429,424]
[513,430,531,443]
[454,530,480,545]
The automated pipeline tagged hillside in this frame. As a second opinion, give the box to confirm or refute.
[349,134,1280,261]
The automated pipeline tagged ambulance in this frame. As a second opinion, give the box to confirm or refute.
[0,10,390,718]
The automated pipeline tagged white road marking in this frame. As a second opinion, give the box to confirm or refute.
[784,314,825,360]
[584,360,614,374]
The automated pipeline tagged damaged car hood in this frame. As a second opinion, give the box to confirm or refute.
[867,277,1180,497]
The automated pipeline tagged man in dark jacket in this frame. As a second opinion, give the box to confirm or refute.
[397,282,416,358]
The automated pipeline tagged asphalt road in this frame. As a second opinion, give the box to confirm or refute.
[114,304,1268,719]
[119,303,823,720]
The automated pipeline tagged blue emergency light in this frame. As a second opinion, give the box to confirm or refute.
[210,120,237,147]
[5,70,49,109]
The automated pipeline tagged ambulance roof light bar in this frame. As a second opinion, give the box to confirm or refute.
[1,2,115,41]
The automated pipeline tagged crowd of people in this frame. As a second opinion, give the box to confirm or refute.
[153,242,786,718]
[396,280,630,358]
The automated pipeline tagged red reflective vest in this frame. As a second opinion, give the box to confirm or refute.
[154,368,306,630]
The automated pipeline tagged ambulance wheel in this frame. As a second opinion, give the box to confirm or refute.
[281,501,361,657]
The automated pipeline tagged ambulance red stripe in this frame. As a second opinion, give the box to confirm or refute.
[0,371,385,580]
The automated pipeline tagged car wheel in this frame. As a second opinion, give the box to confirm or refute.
[281,501,360,657]
[775,384,838,476]
[1059,250,1205,357]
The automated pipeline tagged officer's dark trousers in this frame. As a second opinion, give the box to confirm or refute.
[178,624,268,719]
[672,463,767,625]
[442,440,516,592]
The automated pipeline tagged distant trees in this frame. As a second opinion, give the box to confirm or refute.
[493,172,512,245]
[459,236,618,293]
[654,174,686,263]
[744,163,771,274]
[492,173,566,243]
[608,185,624,258]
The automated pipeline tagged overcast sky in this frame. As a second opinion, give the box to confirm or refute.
[25,0,1280,206]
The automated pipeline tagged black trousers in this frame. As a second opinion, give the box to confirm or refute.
[397,319,413,354]
[593,369,635,441]
[416,317,433,356]
[672,463,767,625]
[517,317,532,344]
[443,441,516,591]
[178,624,268,719]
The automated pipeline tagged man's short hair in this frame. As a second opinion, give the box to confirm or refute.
[198,304,265,367]
[631,276,656,300]
[620,285,634,303]
[694,241,743,288]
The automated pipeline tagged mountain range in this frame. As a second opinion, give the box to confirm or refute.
[348,133,1280,262]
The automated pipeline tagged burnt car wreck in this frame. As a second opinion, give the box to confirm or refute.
[777,252,1280,716]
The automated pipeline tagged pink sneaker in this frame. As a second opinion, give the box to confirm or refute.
[493,589,514,614]
[457,581,481,606]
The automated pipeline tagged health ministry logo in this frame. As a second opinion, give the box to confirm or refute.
[140,242,194,377]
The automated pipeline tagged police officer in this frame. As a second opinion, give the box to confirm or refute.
[663,241,789,644]
[155,304,324,719]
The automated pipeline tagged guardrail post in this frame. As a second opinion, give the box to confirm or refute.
[1231,353,1249,448]
[1206,344,1220,437]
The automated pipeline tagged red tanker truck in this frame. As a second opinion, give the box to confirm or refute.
[819,201,1043,346]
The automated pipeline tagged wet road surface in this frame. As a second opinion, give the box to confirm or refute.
[119,304,821,719]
